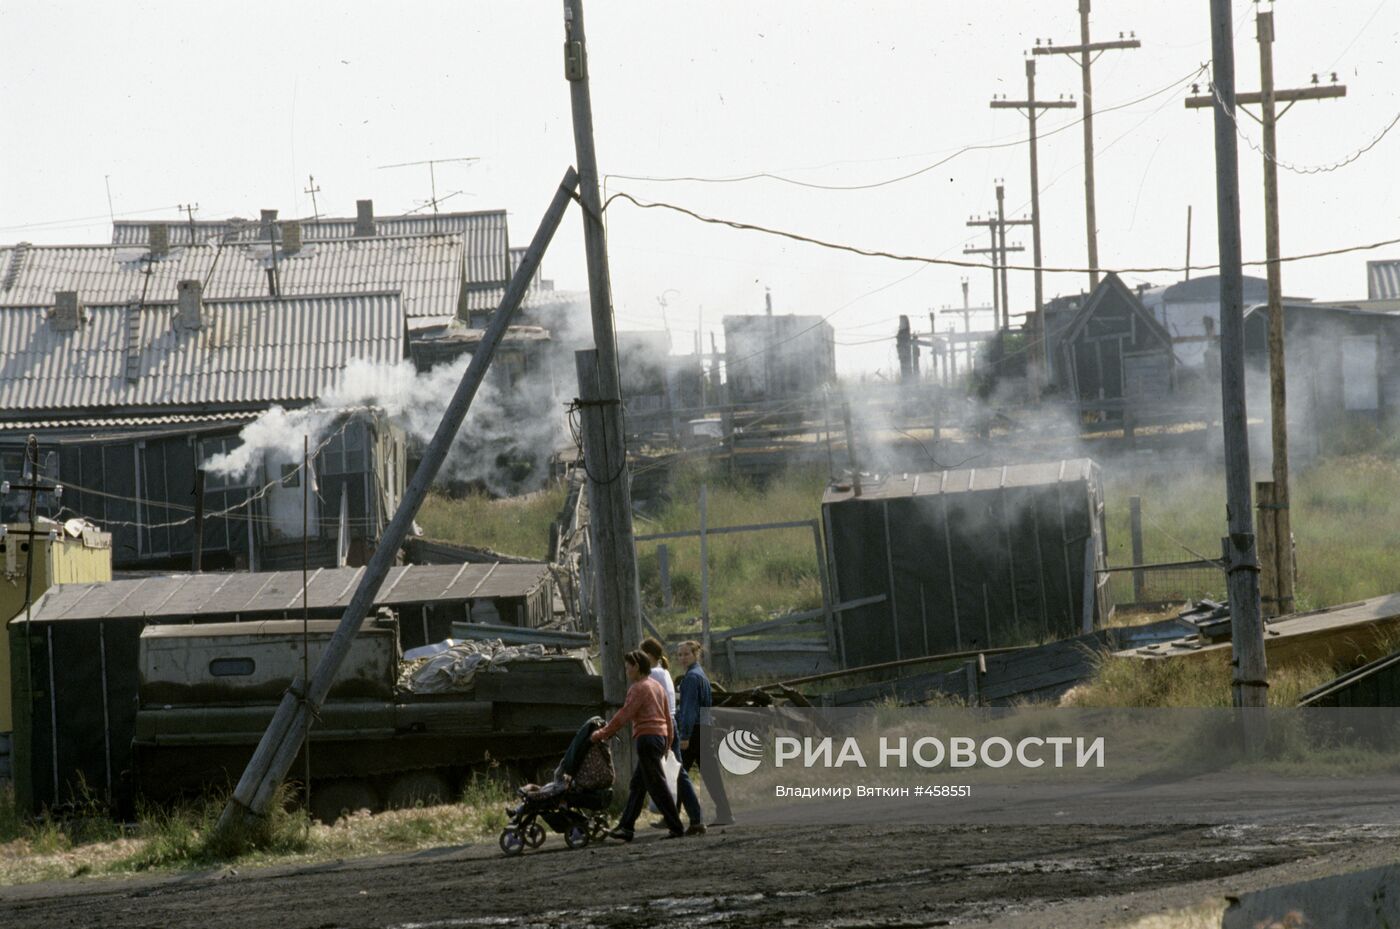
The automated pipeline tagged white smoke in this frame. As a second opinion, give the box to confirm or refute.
[204,353,569,497]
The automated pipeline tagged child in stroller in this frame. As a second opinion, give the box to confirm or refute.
[499,716,615,855]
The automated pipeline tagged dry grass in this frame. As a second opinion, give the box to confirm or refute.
[1063,652,1339,708]
[0,779,514,887]
[1108,901,1228,929]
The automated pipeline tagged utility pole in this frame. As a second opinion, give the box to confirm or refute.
[214,169,581,839]
[1034,4,1140,288]
[1186,11,1344,618]
[965,189,1027,331]
[179,203,199,245]
[563,0,645,707]
[304,176,322,223]
[991,61,1075,373]
[1204,0,1267,709]
[5,436,61,699]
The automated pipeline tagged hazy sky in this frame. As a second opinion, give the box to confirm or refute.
[2,1,1396,375]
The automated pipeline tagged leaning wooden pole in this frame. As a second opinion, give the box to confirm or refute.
[215,168,581,837]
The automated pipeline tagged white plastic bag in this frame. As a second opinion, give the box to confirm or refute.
[661,747,681,804]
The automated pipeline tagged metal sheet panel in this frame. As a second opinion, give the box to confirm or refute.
[1,236,462,320]
[15,562,552,624]
[0,293,402,415]
[823,459,1096,504]
[1369,260,1400,301]
[112,210,507,288]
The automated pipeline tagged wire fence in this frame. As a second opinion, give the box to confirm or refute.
[1100,559,1227,609]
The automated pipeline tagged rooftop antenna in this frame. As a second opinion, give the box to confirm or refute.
[179,203,199,245]
[304,176,322,223]
[103,175,116,225]
[376,156,479,232]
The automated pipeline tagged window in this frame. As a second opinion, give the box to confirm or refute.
[199,436,254,491]
[209,658,256,677]
[280,463,300,488]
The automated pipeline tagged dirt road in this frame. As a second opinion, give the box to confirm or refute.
[2,823,1392,929]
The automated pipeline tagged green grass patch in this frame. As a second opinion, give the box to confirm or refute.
[633,462,830,635]
[1103,454,1400,612]
[417,484,568,560]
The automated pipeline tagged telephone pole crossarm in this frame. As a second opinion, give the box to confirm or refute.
[1033,38,1140,55]
[1185,84,1346,108]
[989,99,1076,110]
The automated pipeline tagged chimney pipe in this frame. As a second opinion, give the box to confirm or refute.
[764,288,773,315]
[354,199,375,237]
[281,220,302,254]
[149,223,170,259]
[51,291,84,331]
[260,209,278,240]
[961,280,970,310]
[177,279,204,330]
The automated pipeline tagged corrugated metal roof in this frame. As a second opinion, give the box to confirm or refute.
[0,292,402,415]
[823,458,1097,504]
[18,562,551,624]
[0,411,257,435]
[0,235,465,320]
[1369,261,1400,301]
[112,210,508,288]
[462,285,576,313]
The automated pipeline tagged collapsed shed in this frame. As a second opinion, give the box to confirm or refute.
[8,562,554,812]
[822,459,1113,668]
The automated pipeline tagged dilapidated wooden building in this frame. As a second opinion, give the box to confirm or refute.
[0,289,408,570]
[1047,273,1177,420]
[1244,300,1400,434]
[723,314,836,405]
[822,459,1113,668]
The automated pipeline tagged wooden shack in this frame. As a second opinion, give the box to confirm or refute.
[723,314,836,405]
[821,459,1113,668]
[1052,273,1177,421]
[1244,301,1400,432]
[8,562,554,813]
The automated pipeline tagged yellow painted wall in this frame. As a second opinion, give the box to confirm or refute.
[1,526,112,732]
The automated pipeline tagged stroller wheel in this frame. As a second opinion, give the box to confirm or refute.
[524,822,546,849]
[589,816,611,840]
[498,828,526,857]
[564,824,590,849]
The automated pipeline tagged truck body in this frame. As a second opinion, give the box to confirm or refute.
[132,617,602,821]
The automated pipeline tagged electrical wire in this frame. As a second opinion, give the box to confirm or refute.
[1206,79,1400,175]
[50,418,354,531]
[601,190,1400,276]
[604,64,1208,193]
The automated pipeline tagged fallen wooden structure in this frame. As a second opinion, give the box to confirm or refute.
[1117,593,1400,667]
[1299,645,1400,707]
[815,618,1181,707]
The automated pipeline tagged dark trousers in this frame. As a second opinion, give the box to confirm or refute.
[681,724,733,823]
[618,734,685,834]
[673,735,703,824]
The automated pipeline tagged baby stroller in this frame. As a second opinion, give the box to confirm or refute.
[499,716,614,856]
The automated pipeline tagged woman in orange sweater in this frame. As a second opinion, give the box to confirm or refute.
[591,650,686,839]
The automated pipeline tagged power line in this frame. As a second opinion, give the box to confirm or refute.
[601,189,1400,276]
[1201,78,1399,174]
[604,64,1206,193]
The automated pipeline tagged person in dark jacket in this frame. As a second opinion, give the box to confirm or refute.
[675,640,733,825]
